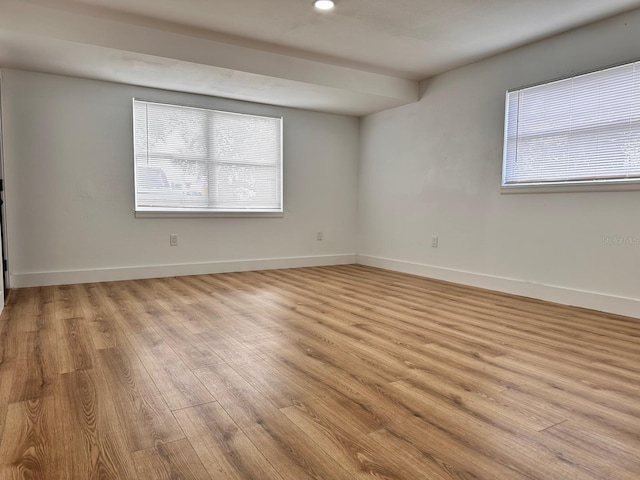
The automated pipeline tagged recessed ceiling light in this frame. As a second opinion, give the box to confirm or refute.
[314,0,335,11]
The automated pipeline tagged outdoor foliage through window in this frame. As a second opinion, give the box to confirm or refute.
[134,100,282,212]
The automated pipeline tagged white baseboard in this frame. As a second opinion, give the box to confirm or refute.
[10,254,357,288]
[11,253,639,319]
[357,254,640,319]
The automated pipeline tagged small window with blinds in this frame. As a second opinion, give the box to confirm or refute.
[133,99,283,215]
[502,60,640,191]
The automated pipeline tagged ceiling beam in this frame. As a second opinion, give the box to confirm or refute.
[0,0,419,115]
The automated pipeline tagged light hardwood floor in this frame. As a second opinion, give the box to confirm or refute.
[0,264,638,479]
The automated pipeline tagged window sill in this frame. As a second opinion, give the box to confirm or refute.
[501,181,640,194]
[135,209,284,218]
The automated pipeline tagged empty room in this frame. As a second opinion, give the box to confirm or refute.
[0,0,639,478]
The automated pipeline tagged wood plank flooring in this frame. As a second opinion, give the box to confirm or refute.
[0,264,638,479]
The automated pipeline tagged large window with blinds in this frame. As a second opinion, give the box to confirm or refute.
[133,99,283,215]
[502,60,640,190]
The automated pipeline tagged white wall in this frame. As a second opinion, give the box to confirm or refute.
[4,9,640,319]
[2,70,359,287]
[358,9,640,318]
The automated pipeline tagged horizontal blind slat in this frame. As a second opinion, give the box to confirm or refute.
[503,61,640,186]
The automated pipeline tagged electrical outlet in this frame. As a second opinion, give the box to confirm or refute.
[316,231,323,241]
[432,236,438,248]
[170,234,178,246]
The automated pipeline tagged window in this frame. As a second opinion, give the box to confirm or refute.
[134,99,282,215]
[503,60,640,190]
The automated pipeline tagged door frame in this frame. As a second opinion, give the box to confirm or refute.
[0,73,9,302]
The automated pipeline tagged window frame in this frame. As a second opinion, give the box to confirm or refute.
[501,59,640,194]
[133,98,284,217]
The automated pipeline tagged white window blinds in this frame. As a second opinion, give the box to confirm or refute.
[134,100,282,213]
[503,60,640,188]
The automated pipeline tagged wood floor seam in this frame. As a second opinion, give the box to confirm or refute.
[538,419,570,433]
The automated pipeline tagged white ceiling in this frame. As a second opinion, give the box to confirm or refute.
[2,0,640,115]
